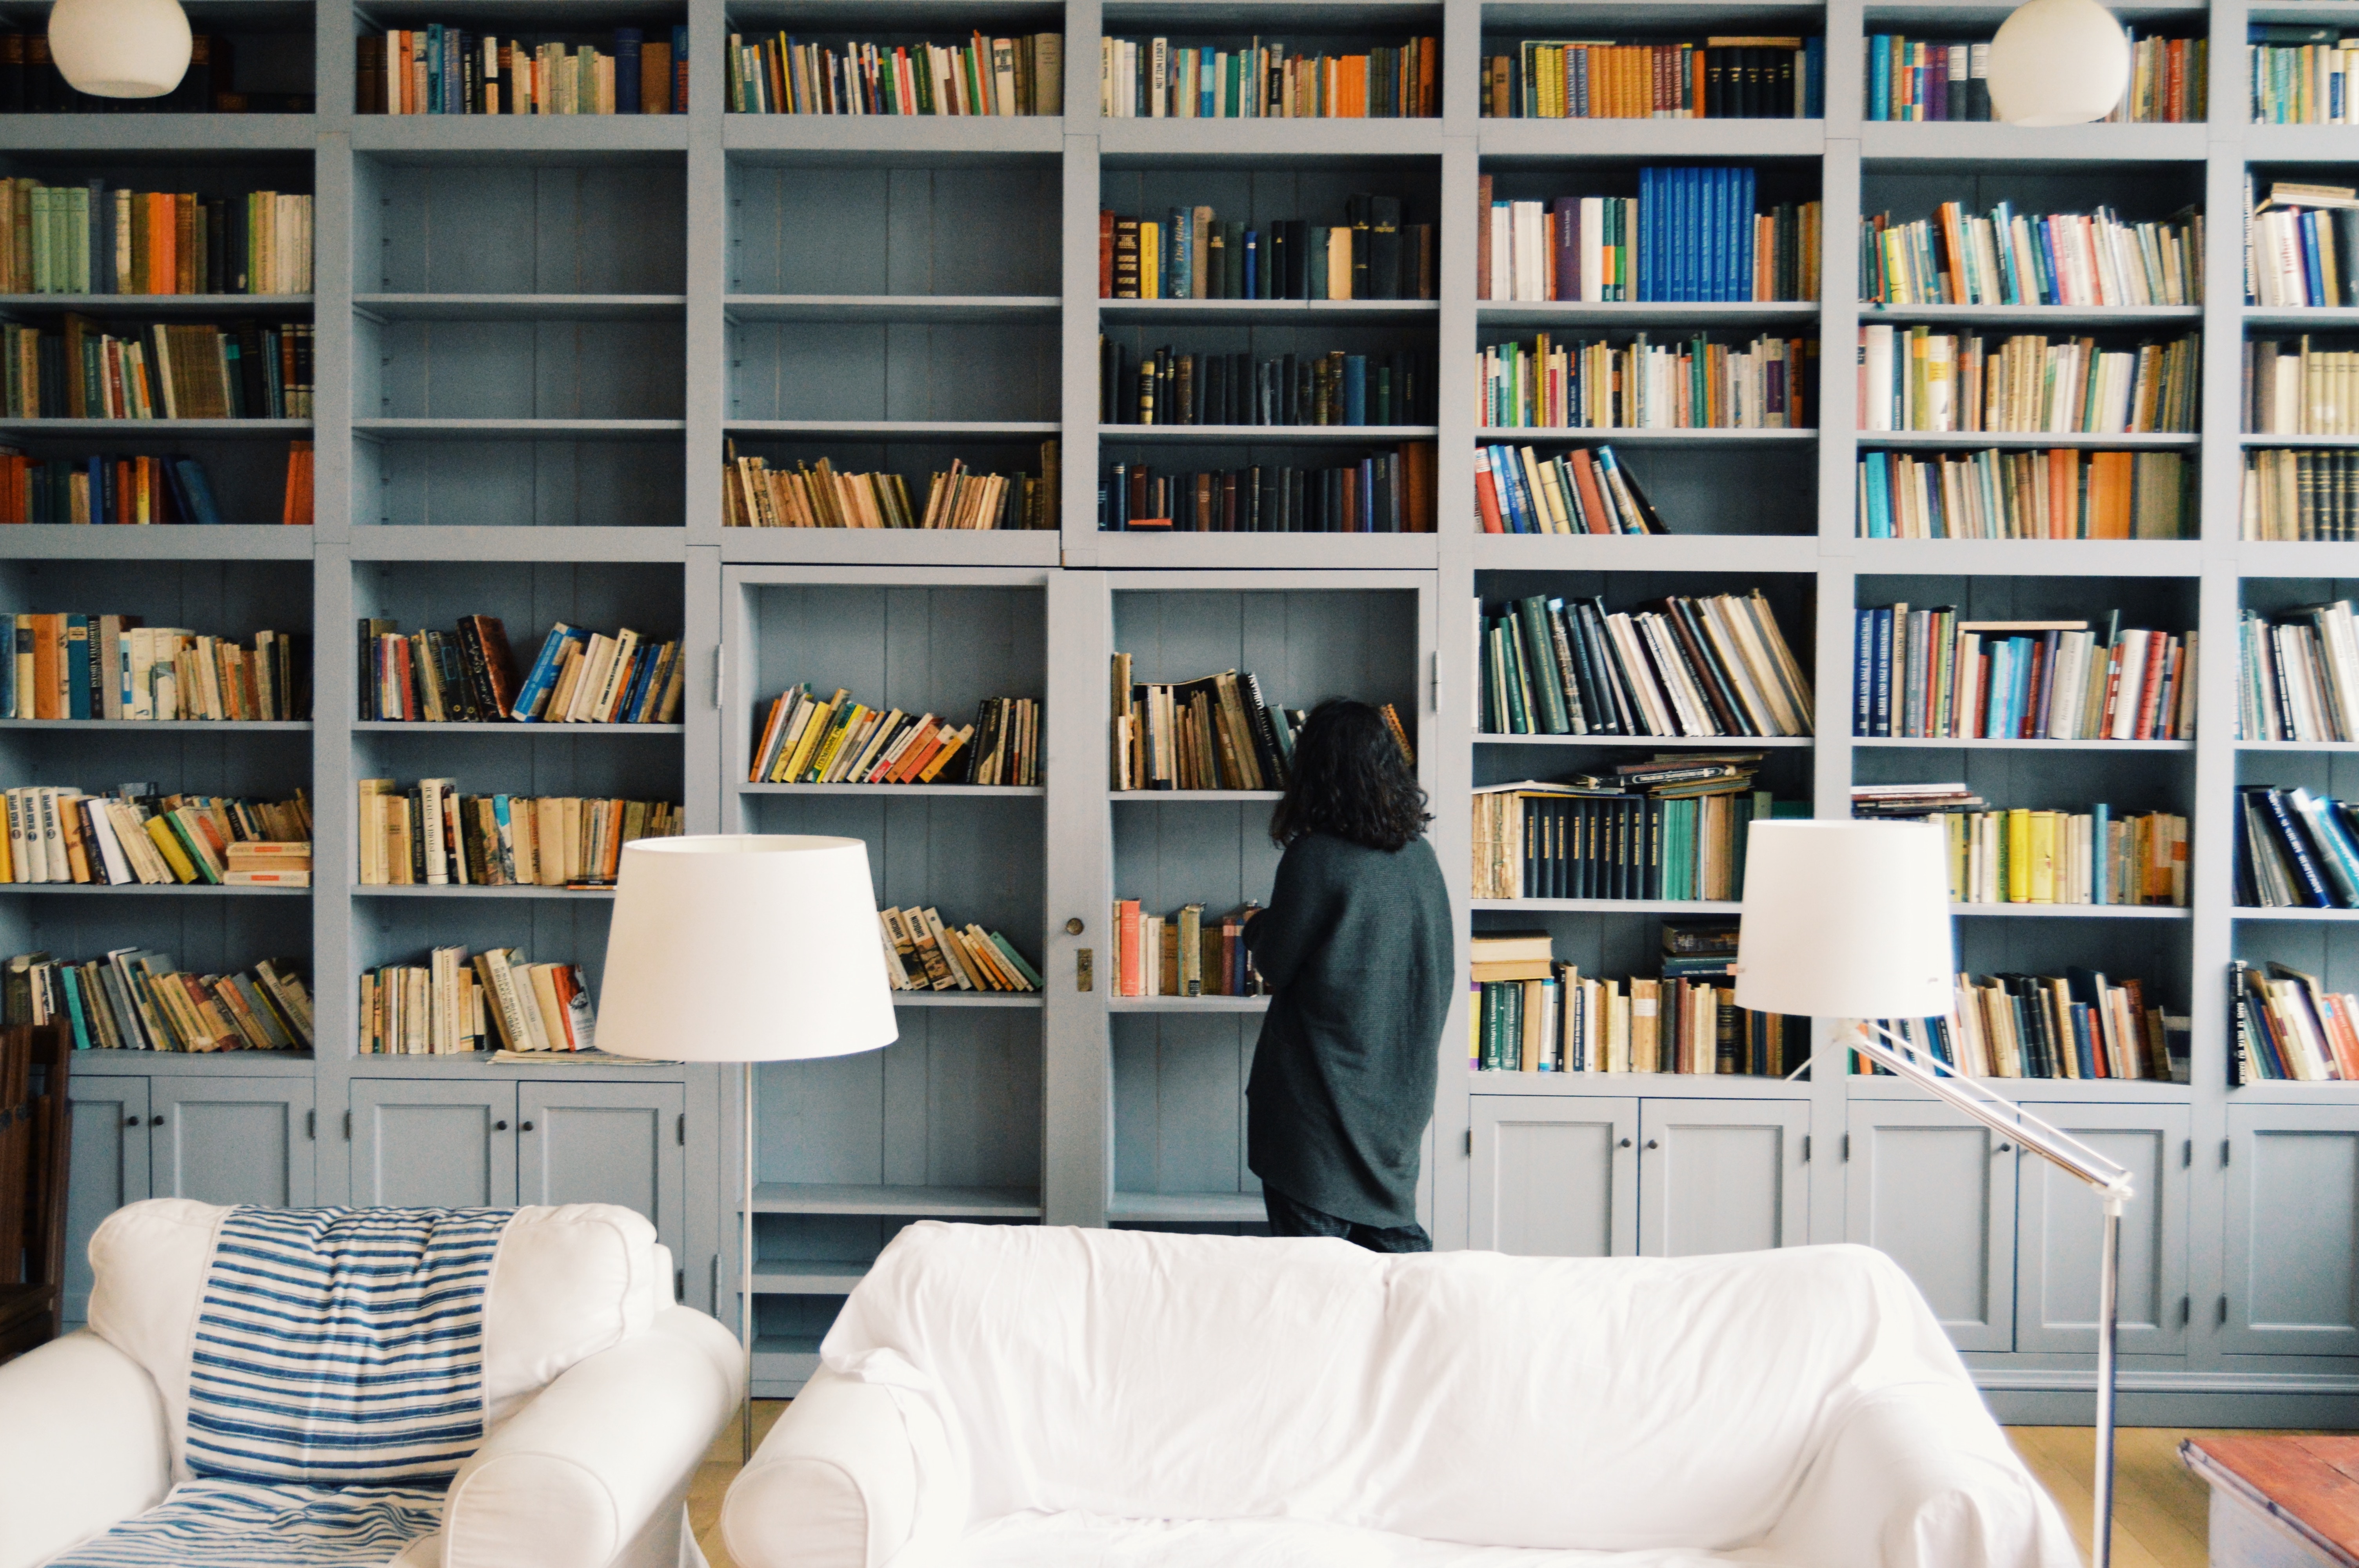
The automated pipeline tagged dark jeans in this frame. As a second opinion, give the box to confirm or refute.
[1263,1187,1432,1252]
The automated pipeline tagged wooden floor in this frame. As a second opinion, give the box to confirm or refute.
[688,1409,2222,1568]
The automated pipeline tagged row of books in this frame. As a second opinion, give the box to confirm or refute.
[1114,661,1300,793]
[1103,203,1436,303]
[9,950,314,1056]
[1856,786,2190,906]
[2248,182,2359,307]
[1478,591,1815,740]
[1477,333,1815,430]
[1474,444,1665,536]
[2232,960,2359,1082]
[722,445,1058,532]
[2,319,312,421]
[1853,607,2196,740]
[0,34,289,115]
[2249,31,2359,125]
[730,31,1055,116]
[356,782,682,887]
[2238,602,2359,741]
[0,787,310,887]
[2237,785,2359,908]
[1479,173,1822,304]
[1861,204,2203,308]
[1886,971,2172,1080]
[1110,901,1265,997]
[3,183,312,297]
[1859,327,2200,436]
[0,449,284,527]
[1101,346,1432,429]
[880,907,1041,993]
[1855,448,2191,540]
[2245,339,2359,435]
[1469,929,1798,1075]
[749,688,1030,788]
[1472,768,1798,905]
[2,617,306,722]
[1865,38,1992,121]
[358,28,686,114]
[359,948,592,1056]
[1100,450,1437,534]
[2242,448,2359,540]
[1480,39,1825,120]
[1101,37,1436,118]
[357,617,680,726]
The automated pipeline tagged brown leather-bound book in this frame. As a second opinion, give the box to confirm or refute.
[641,41,670,112]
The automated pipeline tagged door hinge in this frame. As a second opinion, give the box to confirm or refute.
[2183,1138,2192,1168]
[677,1112,687,1147]
[1429,652,1440,712]
[711,646,724,710]
[2219,1294,2229,1325]
[306,1109,316,1140]
[2223,1138,2232,1167]
[2180,1295,2190,1326]
[676,1268,685,1302]
[1464,1128,1473,1156]
[1842,1133,1851,1161]
[710,1254,721,1307]
[343,1110,352,1140]
[1801,1134,1811,1163]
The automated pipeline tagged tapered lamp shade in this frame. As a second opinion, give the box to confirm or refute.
[47,0,191,98]
[1987,0,2130,126]
[597,835,898,1063]
[1734,820,1955,1021]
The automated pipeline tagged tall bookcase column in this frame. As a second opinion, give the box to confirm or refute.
[683,0,729,550]
[1044,569,1112,1228]
[1061,127,1103,564]
[2190,561,2243,1374]
[313,134,356,546]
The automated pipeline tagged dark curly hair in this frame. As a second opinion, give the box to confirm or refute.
[1269,699,1430,852]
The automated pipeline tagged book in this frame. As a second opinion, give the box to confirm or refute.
[0,182,310,293]
[1099,36,1437,119]
[4,947,312,1053]
[1480,333,1813,430]
[723,442,1058,530]
[0,786,308,886]
[1856,326,2199,435]
[355,780,680,886]
[2242,448,2359,539]
[1470,775,1802,902]
[1862,201,2203,307]
[1109,900,1265,996]
[1109,662,1339,791]
[877,906,1040,993]
[747,687,1032,786]
[1852,603,2195,740]
[0,615,306,721]
[1859,798,2189,906]
[2250,35,2359,125]
[0,318,313,418]
[1099,198,1435,302]
[2238,600,2359,739]
[1465,925,1797,1074]
[1480,38,1824,120]
[1100,446,1435,533]
[731,30,1057,114]
[1101,343,1432,427]
[356,946,594,1056]
[359,617,673,724]
[1855,448,2190,539]
[1880,971,2173,1080]
[1484,171,1822,303]
[1866,31,2201,123]
[364,27,673,114]
[1478,591,1814,739]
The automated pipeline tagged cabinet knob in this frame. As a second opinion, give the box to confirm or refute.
[1645,1138,1659,1150]
[124,1114,138,1127]
[151,1116,164,1126]
[1618,1137,1632,1149]
[493,1120,508,1131]
[1065,917,1085,935]
[1995,1142,2012,1154]
[520,1121,534,1132]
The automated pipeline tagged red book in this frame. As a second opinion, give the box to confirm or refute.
[1473,453,1505,534]
[1098,210,1115,298]
[1117,900,1143,996]
[2135,631,2172,739]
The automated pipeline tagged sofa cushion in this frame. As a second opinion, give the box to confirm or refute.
[951,1510,1747,1567]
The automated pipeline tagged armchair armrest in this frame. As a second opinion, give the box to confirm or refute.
[722,1365,960,1568]
[0,1331,170,1568]
[442,1306,742,1568]
[1764,1384,2081,1568]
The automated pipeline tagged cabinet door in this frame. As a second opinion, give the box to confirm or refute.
[1847,1102,2017,1351]
[2016,1103,2190,1354]
[151,1079,316,1208]
[1469,1096,1637,1257]
[517,1081,687,1261]
[1637,1099,1809,1258]
[62,1078,149,1324]
[2223,1105,2359,1356]
[351,1081,518,1209]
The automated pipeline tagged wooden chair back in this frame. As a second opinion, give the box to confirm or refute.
[0,1025,69,1361]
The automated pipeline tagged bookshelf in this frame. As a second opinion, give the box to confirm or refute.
[18,0,2359,1421]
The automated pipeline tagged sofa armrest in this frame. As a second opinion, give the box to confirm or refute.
[721,1367,942,1568]
[442,1306,742,1568]
[0,1331,170,1568]
[1765,1385,2081,1568]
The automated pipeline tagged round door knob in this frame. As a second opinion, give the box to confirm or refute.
[151,1116,165,1126]
[1618,1137,1632,1148]
[124,1114,138,1127]
[1065,917,1085,935]
[1996,1142,2012,1153]
[1645,1138,1660,1150]
[520,1121,534,1132]
[493,1120,508,1131]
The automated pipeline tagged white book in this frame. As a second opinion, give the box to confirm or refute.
[81,796,131,885]
[1579,197,1604,302]
[2109,630,2150,739]
[1488,203,1511,301]
[1863,324,1895,431]
[5,788,26,883]
[420,778,448,884]
[39,787,67,882]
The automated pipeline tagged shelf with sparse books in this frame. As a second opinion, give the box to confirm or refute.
[722,437,1060,534]
[1477,433,1812,538]
[354,779,682,890]
[354,151,685,296]
[356,20,689,117]
[726,23,1061,116]
[356,942,598,1057]
[1,945,314,1054]
[1100,439,1436,534]
[1100,29,1439,121]
[358,613,683,727]
[731,152,1057,306]
[1109,652,1412,794]
[728,304,1052,428]
[1478,33,1825,122]
[2235,586,2359,745]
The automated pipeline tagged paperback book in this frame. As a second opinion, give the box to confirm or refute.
[4,948,312,1053]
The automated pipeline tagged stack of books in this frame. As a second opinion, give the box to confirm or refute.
[1100,36,1437,118]
[1101,448,1436,534]
[0,318,313,419]
[1102,345,1432,428]
[2236,784,2359,908]
[1476,444,1665,535]
[1854,786,2189,905]
[1478,591,1814,739]
[1481,38,1825,118]
[359,27,685,114]
[2248,181,2359,305]
[359,947,593,1056]
[1852,608,2195,740]
[1100,198,1435,302]
[0,615,305,721]
[749,688,1033,787]
[224,841,308,888]
[1468,925,1800,1074]
[2250,31,2359,124]
[1478,333,1814,430]
[1860,203,2203,307]
[358,617,682,725]
[880,907,1041,994]
[2245,339,2359,435]
[732,31,1058,114]
[1857,326,2199,434]
[1,786,309,887]
[4,949,313,1053]
[1479,170,1821,303]
[1856,448,2190,539]
[356,781,681,887]
[723,445,1058,532]
[1109,901,1265,997]
[1881,970,2171,1078]
[0,182,312,294]
[2238,601,2359,740]
[2232,960,2359,1081]
[1470,766,1804,902]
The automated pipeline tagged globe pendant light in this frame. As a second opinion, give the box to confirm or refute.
[48,0,192,98]
[1986,0,2130,125]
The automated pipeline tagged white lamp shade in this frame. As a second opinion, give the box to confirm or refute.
[48,0,191,98]
[597,834,898,1064]
[1986,0,2130,126]
[1734,820,1954,1020]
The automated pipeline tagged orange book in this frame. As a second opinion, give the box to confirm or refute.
[146,192,173,296]
[174,194,196,293]
[1568,448,1612,533]
[1117,899,1143,995]
[1691,49,1705,116]
[31,612,58,719]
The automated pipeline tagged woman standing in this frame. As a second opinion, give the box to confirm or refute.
[1244,699,1454,1251]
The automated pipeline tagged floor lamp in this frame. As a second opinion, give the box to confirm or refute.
[1735,819,2136,1568]
[597,834,898,1461]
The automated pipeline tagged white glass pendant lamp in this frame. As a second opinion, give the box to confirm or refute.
[47,0,193,98]
[1987,0,2130,126]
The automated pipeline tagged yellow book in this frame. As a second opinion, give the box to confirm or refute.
[142,815,199,883]
[775,690,843,782]
[2028,810,2057,903]
[1945,811,1966,900]
[2005,808,2032,902]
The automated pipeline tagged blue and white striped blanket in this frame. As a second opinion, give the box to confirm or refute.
[50,1205,514,1568]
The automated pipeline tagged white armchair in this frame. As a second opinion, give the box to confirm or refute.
[0,1199,742,1568]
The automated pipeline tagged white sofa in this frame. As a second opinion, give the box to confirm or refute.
[0,1199,743,1568]
[722,1223,2080,1568]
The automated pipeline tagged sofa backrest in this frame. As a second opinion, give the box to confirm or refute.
[823,1223,1974,1553]
[87,1200,664,1482]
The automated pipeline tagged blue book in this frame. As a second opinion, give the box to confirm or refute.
[1805,37,1825,116]
[65,613,89,719]
[1690,166,1707,302]
[1983,638,2009,737]
[1738,166,1757,301]
[2093,802,2111,902]
[0,612,12,718]
[1853,608,1875,734]
[1491,448,1528,534]
[2304,214,2328,307]
[1637,168,1655,304]
[1991,201,2020,302]
[2010,637,2036,736]
[1201,46,1216,116]
[1243,230,1258,298]
[510,624,584,722]
[1866,449,1892,536]
[1718,166,1735,302]
[1342,356,1367,425]
[174,459,225,525]
[1872,606,1894,735]
[425,24,442,113]
[616,645,657,723]
[2034,218,2061,304]
[615,28,642,112]
[1167,207,1189,298]
[671,27,689,109]
[1870,36,1892,119]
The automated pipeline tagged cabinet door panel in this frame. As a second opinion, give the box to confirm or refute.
[2016,1104,2189,1354]
[1469,1096,1637,1257]
[1638,1100,1809,1258]
[1847,1104,2016,1351]
[518,1082,687,1260]
[2224,1106,2359,1356]
[62,1079,149,1324]
[351,1081,518,1209]
[152,1080,315,1208]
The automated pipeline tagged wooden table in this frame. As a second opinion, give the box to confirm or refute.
[2183,1437,2359,1568]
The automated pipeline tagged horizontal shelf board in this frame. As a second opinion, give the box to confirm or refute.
[1107,1191,1267,1222]
[1860,122,2208,162]
[349,526,688,561]
[0,419,309,434]
[751,1262,870,1296]
[725,116,1065,158]
[1852,736,2194,750]
[354,293,687,321]
[1477,300,1820,328]
[2224,1080,2359,1103]
[0,524,314,559]
[2245,308,2359,330]
[352,116,692,154]
[746,1182,1041,1217]
[0,718,309,730]
[353,419,687,441]
[0,116,317,151]
[1476,730,1812,747]
[1110,789,1285,801]
[1478,119,1824,162]
[742,783,1043,796]
[1950,903,2189,919]
[1471,897,1745,913]
[1102,423,1439,443]
[67,1050,313,1076]
[1074,532,1439,568]
[2235,541,2359,574]
[1851,539,2205,574]
[1101,298,1440,325]
[2237,741,2359,752]
[0,881,303,895]
[1845,1074,2190,1101]
[353,884,615,899]
[1869,0,2201,14]
[1477,425,1815,445]
[0,293,314,315]
[1859,303,2203,326]
[1858,430,2199,450]
[1107,995,1271,1011]
[1470,1070,1810,1098]
[345,1054,686,1079]
[889,992,1043,1007]
[1471,532,1819,571]
[725,294,1059,323]
[723,419,1058,437]
[1105,0,1441,20]
[354,721,682,734]
[2247,124,2359,161]
[2239,434,2359,448]
[719,529,1062,567]
[2234,906,2359,922]
[1100,118,1443,161]
[359,0,683,20]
